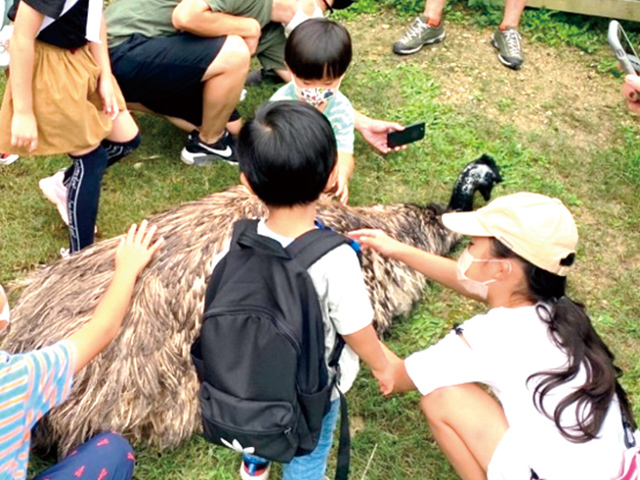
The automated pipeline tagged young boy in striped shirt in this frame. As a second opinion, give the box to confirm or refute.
[270,18,355,206]
[0,221,162,480]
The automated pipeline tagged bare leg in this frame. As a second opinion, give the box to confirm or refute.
[501,0,527,28]
[106,109,139,143]
[424,0,447,23]
[127,102,199,133]
[421,384,509,480]
[199,35,250,144]
[226,118,243,136]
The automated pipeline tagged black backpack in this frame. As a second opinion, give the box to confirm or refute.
[191,219,353,480]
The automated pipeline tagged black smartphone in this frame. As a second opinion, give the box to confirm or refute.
[387,122,425,149]
[608,20,640,75]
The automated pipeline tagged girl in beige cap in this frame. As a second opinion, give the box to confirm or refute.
[349,192,639,480]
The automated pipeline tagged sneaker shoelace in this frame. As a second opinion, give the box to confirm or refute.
[400,18,430,43]
[503,29,522,58]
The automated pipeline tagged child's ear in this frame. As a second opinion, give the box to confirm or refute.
[240,173,257,196]
[323,164,339,193]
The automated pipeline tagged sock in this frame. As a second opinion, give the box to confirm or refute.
[66,146,109,253]
[64,132,141,185]
[426,17,441,27]
[104,131,142,168]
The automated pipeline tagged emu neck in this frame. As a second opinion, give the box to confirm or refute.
[448,182,474,212]
[265,203,317,239]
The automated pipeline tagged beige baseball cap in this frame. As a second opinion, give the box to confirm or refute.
[441,192,578,276]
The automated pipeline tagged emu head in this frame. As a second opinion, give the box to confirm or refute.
[447,155,502,212]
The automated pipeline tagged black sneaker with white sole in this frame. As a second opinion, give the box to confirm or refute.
[181,130,238,166]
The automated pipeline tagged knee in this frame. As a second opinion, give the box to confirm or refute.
[420,385,467,424]
[217,35,251,72]
[93,432,135,466]
[421,388,446,424]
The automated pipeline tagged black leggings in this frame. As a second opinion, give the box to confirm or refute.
[66,134,141,253]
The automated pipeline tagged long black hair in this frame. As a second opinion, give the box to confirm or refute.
[490,238,636,442]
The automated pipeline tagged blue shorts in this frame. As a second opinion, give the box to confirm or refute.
[33,432,135,480]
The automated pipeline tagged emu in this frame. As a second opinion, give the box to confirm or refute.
[1,156,501,455]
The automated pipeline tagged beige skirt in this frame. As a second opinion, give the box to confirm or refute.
[0,41,126,156]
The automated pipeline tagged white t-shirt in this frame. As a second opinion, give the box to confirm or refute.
[211,220,374,400]
[405,305,629,480]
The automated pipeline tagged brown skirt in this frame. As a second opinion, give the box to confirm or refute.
[0,41,126,156]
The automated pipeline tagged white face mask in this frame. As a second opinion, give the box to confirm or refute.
[0,284,9,333]
[284,0,324,37]
[456,248,511,300]
[293,78,341,108]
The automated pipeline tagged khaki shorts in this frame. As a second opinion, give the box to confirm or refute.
[0,41,126,156]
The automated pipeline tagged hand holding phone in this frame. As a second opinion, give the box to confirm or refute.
[387,121,425,149]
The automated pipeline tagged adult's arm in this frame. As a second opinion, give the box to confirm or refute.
[172,0,260,44]
[9,1,43,152]
[353,109,405,154]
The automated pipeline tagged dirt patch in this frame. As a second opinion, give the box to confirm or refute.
[345,14,634,149]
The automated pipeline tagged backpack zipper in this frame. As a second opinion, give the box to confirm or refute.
[205,305,301,356]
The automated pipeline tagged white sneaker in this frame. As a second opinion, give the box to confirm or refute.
[0,153,18,165]
[239,457,270,480]
[0,26,13,70]
[39,170,69,225]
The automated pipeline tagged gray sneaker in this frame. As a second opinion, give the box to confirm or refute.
[393,15,445,55]
[491,27,524,70]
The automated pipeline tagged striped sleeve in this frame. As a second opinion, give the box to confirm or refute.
[328,94,355,154]
[21,341,76,428]
[269,82,296,102]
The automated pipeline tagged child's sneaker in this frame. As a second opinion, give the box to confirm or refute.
[239,455,270,480]
[39,170,69,225]
[0,153,18,165]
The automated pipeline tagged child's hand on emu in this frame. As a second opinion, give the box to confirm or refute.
[348,229,403,258]
[115,220,163,277]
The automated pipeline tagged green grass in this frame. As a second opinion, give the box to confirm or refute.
[4,4,640,480]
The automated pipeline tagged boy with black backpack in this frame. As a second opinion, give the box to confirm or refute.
[191,101,393,480]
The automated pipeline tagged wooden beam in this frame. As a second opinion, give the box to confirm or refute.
[524,0,640,23]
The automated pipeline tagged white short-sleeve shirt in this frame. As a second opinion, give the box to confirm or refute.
[405,305,629,480]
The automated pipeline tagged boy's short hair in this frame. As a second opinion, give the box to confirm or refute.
[238,101,337,207]
[285,18,352,80]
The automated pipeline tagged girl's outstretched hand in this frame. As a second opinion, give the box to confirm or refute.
[115,220,163,277]
[347,229,404,258]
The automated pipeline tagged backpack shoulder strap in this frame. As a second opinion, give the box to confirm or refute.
[231,219,290,259]
[229,219,258,250]
[286,228,350,270]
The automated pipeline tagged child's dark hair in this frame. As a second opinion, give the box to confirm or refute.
[490,238,636,442]
[238,101,337,207]
[285,18,352,80]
